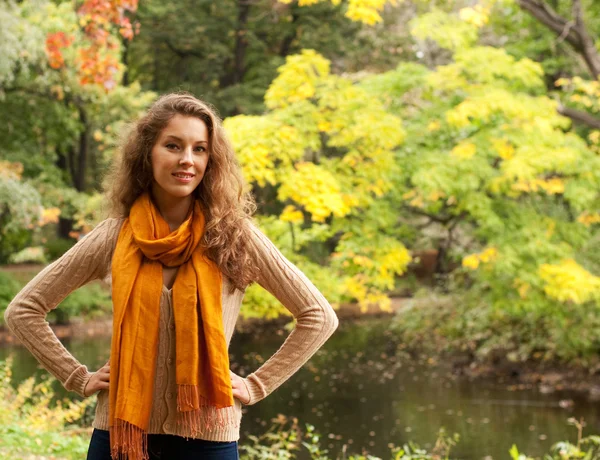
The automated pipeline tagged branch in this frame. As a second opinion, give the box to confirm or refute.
[517,0,600,78]
[517,0,581,47]
[401,204,467,226]
[558,104,600,129]
[571,0,600,79]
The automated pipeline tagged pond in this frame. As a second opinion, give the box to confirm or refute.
[1,316,599,459]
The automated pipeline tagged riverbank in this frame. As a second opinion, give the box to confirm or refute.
[0,295,409,344]
[2,303,600,402]
[3,264,599,401]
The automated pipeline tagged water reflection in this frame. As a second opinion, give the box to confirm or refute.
[1,318,599,458]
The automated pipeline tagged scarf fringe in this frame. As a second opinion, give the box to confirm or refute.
[110,419,149,460]
[177,384,239,438]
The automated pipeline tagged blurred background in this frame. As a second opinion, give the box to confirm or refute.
[1,0,600,458]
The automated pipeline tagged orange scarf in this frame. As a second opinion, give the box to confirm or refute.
[109,193,234,460]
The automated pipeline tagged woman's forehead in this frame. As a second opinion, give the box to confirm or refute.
[159,115,209,142]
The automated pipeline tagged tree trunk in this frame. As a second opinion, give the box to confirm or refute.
[279,8,299,57]
[233,0,251,85]
[122,35,130,86]
[57,217,74,240]
[220,0,251,92]
[74,104,89,192]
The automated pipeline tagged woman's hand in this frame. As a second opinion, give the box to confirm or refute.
[230,371,250,405]
[84,361,110,397]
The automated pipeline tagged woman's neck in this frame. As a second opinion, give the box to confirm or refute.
[151,190,193,232]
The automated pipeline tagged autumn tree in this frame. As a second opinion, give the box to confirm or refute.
[379,1,600,364]
[0,0,155,238]
[225,50,411,316]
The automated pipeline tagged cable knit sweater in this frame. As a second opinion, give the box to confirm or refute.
[4,217,339,442]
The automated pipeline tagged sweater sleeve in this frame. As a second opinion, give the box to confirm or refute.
[3,217,123,398]
[241,224,339,405]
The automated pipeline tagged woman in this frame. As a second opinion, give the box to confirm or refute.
[4,93,339,460]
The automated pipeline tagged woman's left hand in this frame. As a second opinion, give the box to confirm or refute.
[230,371,251,404]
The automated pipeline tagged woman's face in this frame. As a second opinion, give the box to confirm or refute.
[150,114,210,204]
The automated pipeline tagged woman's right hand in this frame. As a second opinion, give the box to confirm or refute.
[84,361,110,397]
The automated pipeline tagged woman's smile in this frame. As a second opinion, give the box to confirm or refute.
[172,171,196,183]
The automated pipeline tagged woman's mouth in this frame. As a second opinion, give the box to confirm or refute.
[172,173,195,183]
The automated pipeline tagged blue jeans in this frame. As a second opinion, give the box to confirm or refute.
[87,429,239,460]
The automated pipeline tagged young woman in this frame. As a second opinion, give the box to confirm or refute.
[5,93,339,460]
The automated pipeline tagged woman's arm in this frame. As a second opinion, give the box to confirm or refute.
[3,218,123,397]
[240,224,339,405]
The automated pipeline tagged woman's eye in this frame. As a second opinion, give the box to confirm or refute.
[194,146,206,153]
[166,143,178,150]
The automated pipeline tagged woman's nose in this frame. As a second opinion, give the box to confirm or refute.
[179,147,194,165]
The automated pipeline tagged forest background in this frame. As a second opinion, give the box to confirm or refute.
[1,0,600,458]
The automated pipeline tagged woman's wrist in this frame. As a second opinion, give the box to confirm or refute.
[241,374,268,405]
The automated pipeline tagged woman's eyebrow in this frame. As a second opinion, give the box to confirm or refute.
[163,134,208,144]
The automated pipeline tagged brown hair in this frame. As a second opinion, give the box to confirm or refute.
[103,92,259,291]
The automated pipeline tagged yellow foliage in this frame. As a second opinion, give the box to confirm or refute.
[458,4,490,28]
[344,275,368,304]
[376,246,411,285]
[450,141,477,159]
[511,178,565,195]
[539,259,600,304]
[278,0,399,25]
[427,190,445,201]
[40,207,61,226]
[353,255,375,267]
[0,358,93,437]
[492,138,515,160]
[317,120,332,132]
[554,75,600,116]
[577,212,600,227]
[265,50,330,109]
[280,205,304,223]
[402,188,446,208]
[346,0,398,25]
[278,162,352,222]
[462,247,497,270]
[50,85,64,101]
[446,89,559,129]
[409,194,424,208]
[427,120,441,132]
[410,8,479,51]
[224,115,306,187]
[513,278,531,299]
[0,161,24,180]
[462,255,480,269]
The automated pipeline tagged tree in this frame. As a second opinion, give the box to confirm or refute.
[372,1,600,363]
[486,0,600,134]
[0,0,155,238]
[123,0,408,116]
[225,50,411,315]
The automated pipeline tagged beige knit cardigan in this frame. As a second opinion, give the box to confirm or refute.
[4,217,339,442]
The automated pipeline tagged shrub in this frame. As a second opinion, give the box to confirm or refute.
[44,238,76,261]
[8,246,48,264]
[0,175,42,264]
[48,283,113,325]
[0,272,21,327]
[0,357,92,459]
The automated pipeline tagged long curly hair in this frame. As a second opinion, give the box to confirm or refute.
[103,92,259,291]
